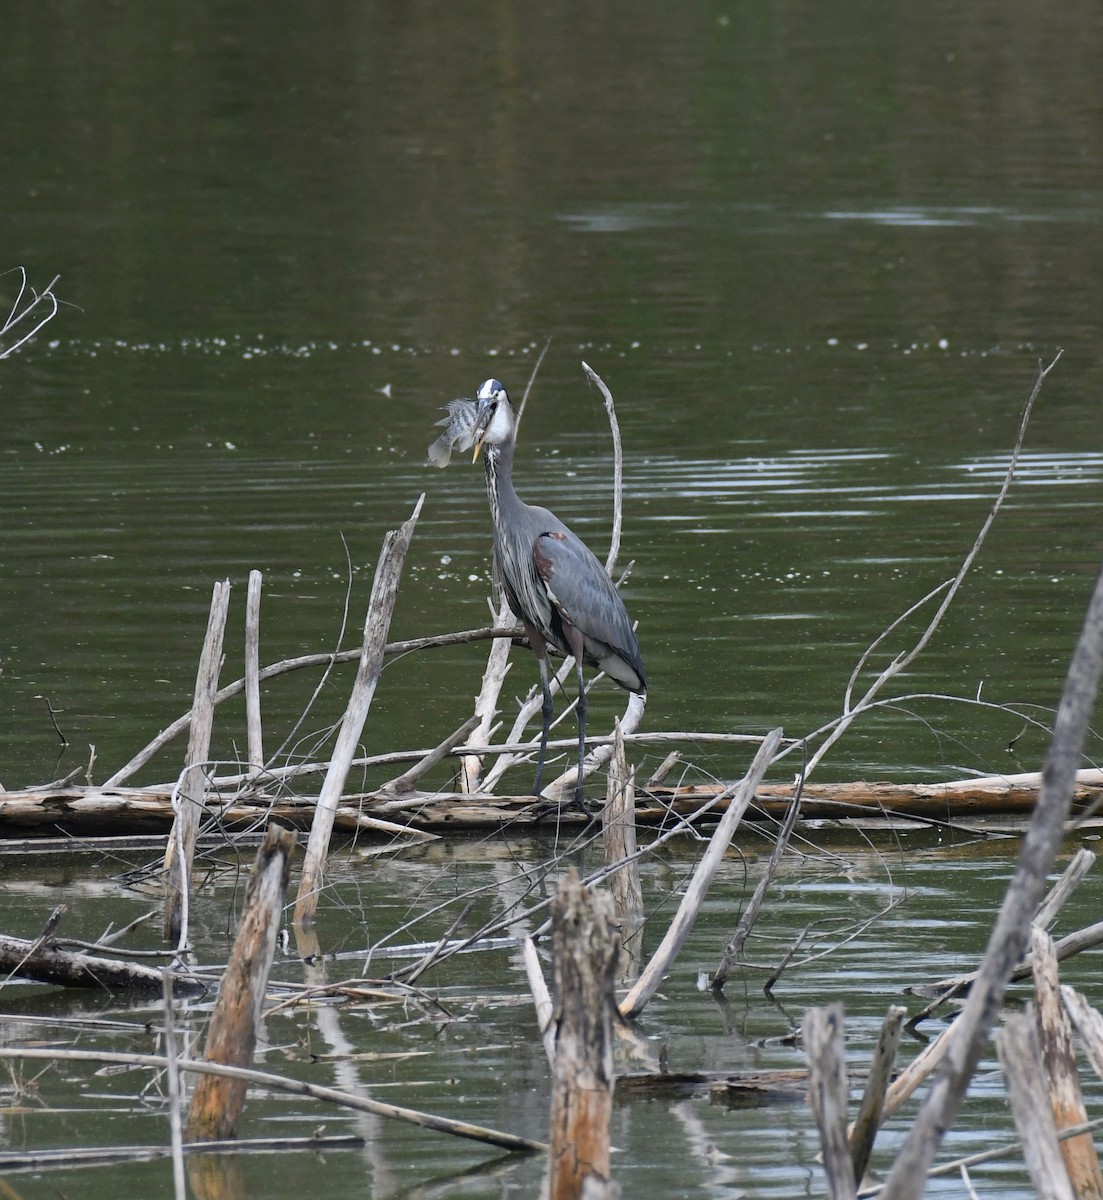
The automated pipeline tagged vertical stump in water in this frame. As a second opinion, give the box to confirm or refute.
[548,868,619,1200]
[185,824,294,1142]
[164,580,231,944]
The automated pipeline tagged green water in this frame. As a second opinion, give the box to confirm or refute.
[2,1,1103,1195]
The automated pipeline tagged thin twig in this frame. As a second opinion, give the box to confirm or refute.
[807,352,1062,780]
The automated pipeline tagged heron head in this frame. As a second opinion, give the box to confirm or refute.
[472,378,512,460]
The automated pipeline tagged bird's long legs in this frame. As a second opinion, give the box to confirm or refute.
[563,624,588,810]
[533,651,554,797]
[573,658,587,808]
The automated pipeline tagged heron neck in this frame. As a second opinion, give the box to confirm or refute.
[483,436,521,528]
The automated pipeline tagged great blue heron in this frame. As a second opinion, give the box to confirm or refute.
[470,377,646,806]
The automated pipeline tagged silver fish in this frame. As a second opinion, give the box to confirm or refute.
[427,397,479,467]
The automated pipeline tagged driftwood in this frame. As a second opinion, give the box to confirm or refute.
[804,1004,857,1199]
[164,579,231,945]
[547,869,619,1200]
[0,931,204,995]
[602,721,642,921]
[294,495,423,924]
[997,1011,1076,1200]
[3,768,1101,840]
[848,1006,906,1184]
[1030,926,1103,1198]
[186,824,295,1141]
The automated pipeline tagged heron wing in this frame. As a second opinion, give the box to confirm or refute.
[532,529,646,692]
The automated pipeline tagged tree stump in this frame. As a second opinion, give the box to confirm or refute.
[185,824,294,1141]
[548,868,620,1200]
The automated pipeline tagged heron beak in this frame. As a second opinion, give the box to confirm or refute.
[472,441,483,462]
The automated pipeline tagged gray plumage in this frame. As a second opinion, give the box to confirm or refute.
[470,377,645,805]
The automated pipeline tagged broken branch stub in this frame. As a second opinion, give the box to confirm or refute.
[294,496,424,925]
[803,1004,858,1200]
[548,868,619,1200]
[164,579,231,945]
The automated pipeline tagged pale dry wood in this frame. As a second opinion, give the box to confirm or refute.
[916,848,1099,1007]
[295,496,423,925]
[602,722,642,920]
[163,579,232,945]
[245,569,264,775]
[581,362,624,576]
[523,935,556,1069]
[461,599,514,793]
[1031,928,1103,1198]
[645,751,681,788]
[1062,986,1103,1082]
[0,1046,545,1154]
[804,1004,857,1200]
[0,267,61,360]
[618,727,782,1020]
[856,1117,1103,1198]
[548,869,619,1200]
[882,536,1103,1199]
[848,1006,906,1185]
[480,653,577,793]
[1,780,1094,839]
[162,970,186,1200]
[1035,848,1097,931]
[186,824,295,1141]
[712,775,804,990]
[997,1009,1076,1200]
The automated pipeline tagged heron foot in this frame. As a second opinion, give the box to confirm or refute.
[528,791,593,822]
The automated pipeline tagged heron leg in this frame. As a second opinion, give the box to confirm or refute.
[563,624,588,810]
[525,622,553,797]
[534,654,554,796]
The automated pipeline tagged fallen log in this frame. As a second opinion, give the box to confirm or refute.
[0,932,205,995]
[0,769,1100,838]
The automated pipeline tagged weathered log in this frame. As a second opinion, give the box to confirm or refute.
[548,869,619,1200]
[244,569,264,777]
[3,768,1103,839]
[164,580,231,944]
[848,1005,905,1184]
[803,1004,857,1200]
[294,496,423,925]
[185,824,295,1141]
[997,1009,1076,1200]
[0,932,204,995]
[1031,926,1103,1198]
[602,722,642,921]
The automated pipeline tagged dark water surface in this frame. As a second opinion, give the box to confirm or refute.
[3,2,1103,1196]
